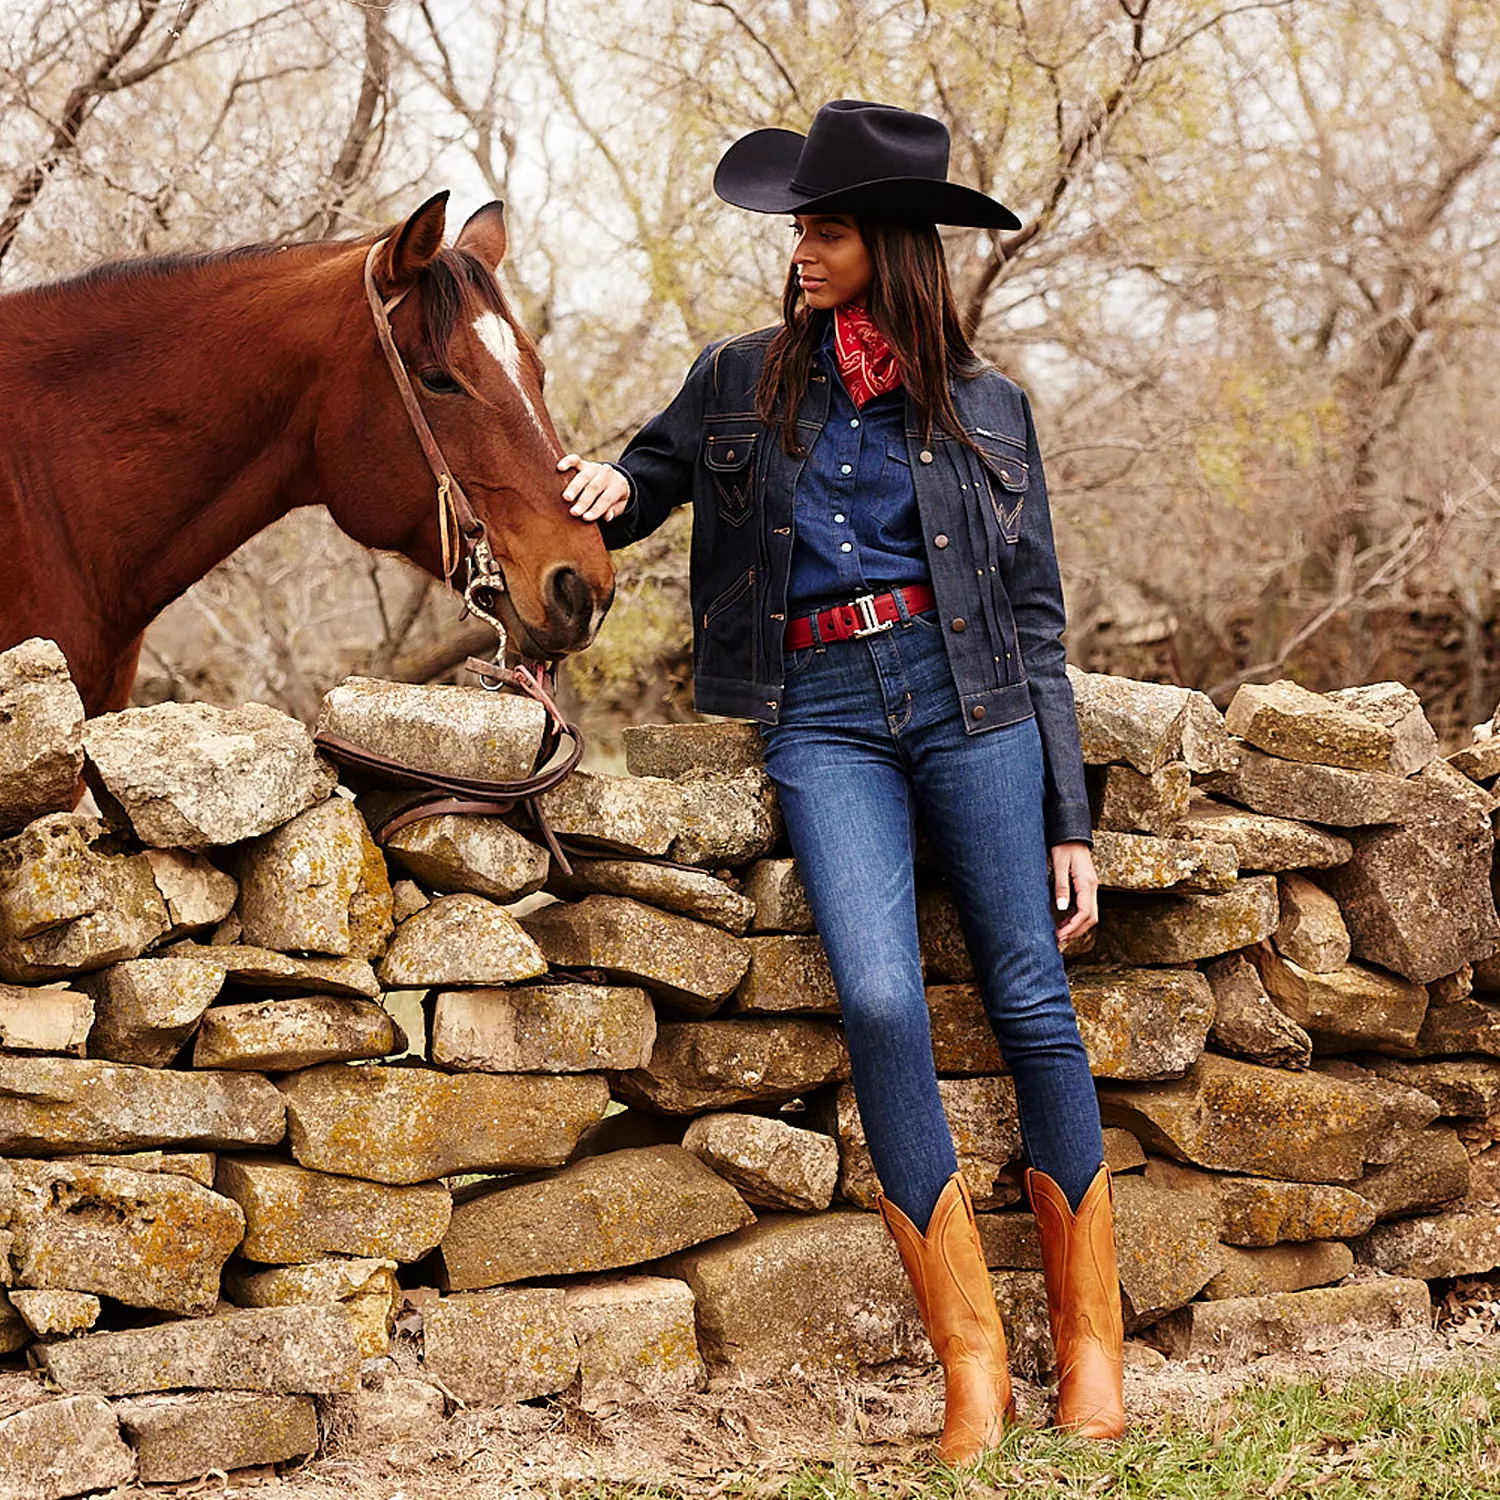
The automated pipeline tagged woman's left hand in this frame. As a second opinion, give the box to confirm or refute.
[1051,841,1099,946]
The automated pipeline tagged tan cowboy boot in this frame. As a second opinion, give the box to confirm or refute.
[1025,1164,1125,1440]
[878,1172,1015,1464]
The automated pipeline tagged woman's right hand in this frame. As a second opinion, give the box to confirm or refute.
[558,454,631,523]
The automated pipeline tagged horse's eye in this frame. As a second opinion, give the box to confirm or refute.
[419,369,463,395]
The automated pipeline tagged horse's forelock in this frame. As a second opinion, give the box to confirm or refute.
[419,249,513,379]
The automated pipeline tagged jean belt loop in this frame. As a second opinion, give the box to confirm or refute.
[892,587,913,625]
[809,611,825,649]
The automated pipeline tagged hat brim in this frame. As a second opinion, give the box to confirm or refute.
[713,127,1022,231]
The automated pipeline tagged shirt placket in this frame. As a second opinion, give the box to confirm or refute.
[826,374,870,597]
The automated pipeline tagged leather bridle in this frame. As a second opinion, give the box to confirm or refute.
[362,237,511,654]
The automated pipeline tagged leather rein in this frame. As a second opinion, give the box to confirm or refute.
[310,238,585,872]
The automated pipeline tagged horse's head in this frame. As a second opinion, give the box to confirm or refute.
[321,193,614,659]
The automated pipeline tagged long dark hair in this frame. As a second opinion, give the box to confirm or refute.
[755,218,983,455]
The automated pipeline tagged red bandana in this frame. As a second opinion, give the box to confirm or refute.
[833,304,902,408]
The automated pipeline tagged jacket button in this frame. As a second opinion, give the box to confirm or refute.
[950,618,967,633]
[972,705,986,720]
[725,449,736,460]
[999,469,1012,482]
[934,534,949,549]
[919,449,934,464]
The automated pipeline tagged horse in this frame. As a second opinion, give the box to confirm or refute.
[0,192,614,716]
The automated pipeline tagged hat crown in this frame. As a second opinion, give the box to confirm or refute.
[790,100,952,198]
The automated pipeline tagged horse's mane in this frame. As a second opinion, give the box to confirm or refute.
[13,235,512,372]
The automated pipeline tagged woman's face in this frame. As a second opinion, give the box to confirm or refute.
[790,214,874,310]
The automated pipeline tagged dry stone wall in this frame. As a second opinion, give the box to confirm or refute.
[0,640,1497,1491]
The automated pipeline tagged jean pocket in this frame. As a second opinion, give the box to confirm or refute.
[782,645,820,678]
[970,431,1028,544]
[703,424,757,527]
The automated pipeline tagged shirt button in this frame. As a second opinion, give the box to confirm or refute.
[951,618,967,633]
[934,534,949,548]
[834,514,846,524]
[850,419,860,428]
[919,449,934,464]
[840,464,852,475]
[972,705,986,721]
[840,542,853,553]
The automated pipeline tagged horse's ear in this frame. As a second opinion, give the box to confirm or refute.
[456,201,509,280]
[373,192,450,292]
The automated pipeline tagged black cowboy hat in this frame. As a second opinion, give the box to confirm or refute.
[713,99,1021,231]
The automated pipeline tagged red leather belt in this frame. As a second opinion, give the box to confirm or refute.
[785,585,936,650]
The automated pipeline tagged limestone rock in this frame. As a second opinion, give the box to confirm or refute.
[328,1368,445,1449]
[8,1157,244,1314]
[1112,1175,1223,1328]
[613,1018,849,1114]
[423,1287,577,1403]
[1448,736,1500,783]
[671,768,782,866]
[522,895,749,1016]
[223,1257,399,1359]
[925,983,1003,1074]
[821,1078,1020,1210]
[1144,1157,1377,1246]
[278,1063,607,1185]
[1247,943,1428,1054]
[390,879,430,923]
[377,892,547,988]
[1429,965,1474,1007]
[193,994,405,1071]
[0,639,85,838]
[1399,996,1500,1058]
[1105,1127,1148,1172]
[57,1149,214,1185]
[550,857,753,933]
[1327,682,1440,771]
[214,1155,450,1263]
[1352,1056,1500,1119]
[564,1274,706,1411]
[0,1056,284,1153]
[1172,792,1353,872]
[681,1111,839,1212]
[917,884,974,982]
[84,701,335,848]
[1273,874,1351,972]
[316,677,547,783]
[1091,829,1238,893]
[1355,1210,1500,1279]
[1094,875,1279,966]
[1090,761,1191,836]
[1355,1127,1471,1221]
[622,722,764,780]
[114,1391,319,1485]
[1323,811,1500,986]
[1098,1054,1385,1182]
[0,984,93,1056]
[660,1212,928,1379]
[382,811,549,904]
[79,956,223,1067]
[430,984,654,1073]
[1200,1241,1354,1300]
[536,770,685,857]
[143,849,238,938]
[744,858,814,934]
[1066,667,1235,774]
[8,1289,99,1337]
[162,941,380,997]
[235,797,392,959]
[0,814,169,982]
[1309,1057,1441,1164]
[0,1395,133,1500]
[1151,1279,1430,1362]
[0,1294,24,1353]
[1069,966,1215,1079]
[1203,953,1312,1068]
[1225,678,1434,775]
[735,934,839,1015]
[37,1304,361,1396]
[439,1145,754,1290]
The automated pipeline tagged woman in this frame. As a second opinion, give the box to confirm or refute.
[559,100,1124,1458]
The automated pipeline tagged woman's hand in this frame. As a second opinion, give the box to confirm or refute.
[1051,840,1099,946]
[558,455,631,523]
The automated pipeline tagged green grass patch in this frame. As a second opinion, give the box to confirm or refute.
[562,1363,1500,1500]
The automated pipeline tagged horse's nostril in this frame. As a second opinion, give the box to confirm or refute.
[549,567,593,627]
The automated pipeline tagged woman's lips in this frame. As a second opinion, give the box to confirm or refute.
[800,277,826,291]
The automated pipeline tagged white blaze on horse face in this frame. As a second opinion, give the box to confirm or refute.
[473,310,544,435]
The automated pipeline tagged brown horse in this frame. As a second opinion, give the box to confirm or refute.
[0,193,614,715]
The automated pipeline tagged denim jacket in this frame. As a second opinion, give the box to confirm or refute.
[603,325,1093,847]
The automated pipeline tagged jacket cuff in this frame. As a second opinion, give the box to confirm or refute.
[1046,801,1095,849]
[599,464,640,549]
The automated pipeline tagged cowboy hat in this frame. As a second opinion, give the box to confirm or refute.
[713,99,1021,230]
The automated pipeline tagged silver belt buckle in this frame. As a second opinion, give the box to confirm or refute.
[851,592,893,638]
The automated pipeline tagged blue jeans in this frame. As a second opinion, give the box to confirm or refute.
[759,611,1104,1226]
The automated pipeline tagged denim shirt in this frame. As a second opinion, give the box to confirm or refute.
[787,331,928,612]
[603,324,1094,847]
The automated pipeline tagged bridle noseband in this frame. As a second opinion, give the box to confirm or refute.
[362,237,510,657]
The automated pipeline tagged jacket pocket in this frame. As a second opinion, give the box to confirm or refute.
[703,425,757,527]
[971,431,1028,544]
[698,567,758,683]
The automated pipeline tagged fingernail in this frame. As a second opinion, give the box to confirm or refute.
[1056,896,1068,910]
